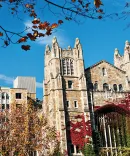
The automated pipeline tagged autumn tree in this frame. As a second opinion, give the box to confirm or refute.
[0,0,111,50]
[69,114,94,155]
[0,99,58,156]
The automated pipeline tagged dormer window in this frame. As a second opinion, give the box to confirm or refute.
[62,59,74,75]
[102,68,107,76]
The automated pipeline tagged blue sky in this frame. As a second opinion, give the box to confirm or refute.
[0,0,130,99]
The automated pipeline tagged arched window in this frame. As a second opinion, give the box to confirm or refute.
[113,84,117,92]
[88,83,93,91]
[103,83,109,91]
[62,59,74,75]
[119,84,123,92]
[102,68,107,76]
[94,82,98,91]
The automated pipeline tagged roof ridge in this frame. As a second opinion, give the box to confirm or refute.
[85,60,126,73]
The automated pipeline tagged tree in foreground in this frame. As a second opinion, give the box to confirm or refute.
[69,114,95,155]
[0,0,110,50]
[0,99,58,156]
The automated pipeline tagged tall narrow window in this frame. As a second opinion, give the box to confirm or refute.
[74,101,78,108]
[62,59,66,75]
[2,104,5,109]
[6,94,9,99]
[113,84,117,92]
[6,104,9,109]
[102,68,107,76]
[119,84,123,92]
[70,60,74,75]
[67,59,70,75]
[103,83,109,91]
[94,82,98,91]
[68,81,73,89]
[88,83,93,91]
[66,101,69,108]
[2,93,5,99]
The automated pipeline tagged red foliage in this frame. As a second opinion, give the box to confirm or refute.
[94,93,130,115]
[95,93,130,116]
[70,114,92,149]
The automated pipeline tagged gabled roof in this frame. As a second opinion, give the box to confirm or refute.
[85,60,126,74]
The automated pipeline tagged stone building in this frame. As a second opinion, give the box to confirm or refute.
[14,76,36,100]
[43,38,130,155]
[43,37,89,155]
[0,87,28,110]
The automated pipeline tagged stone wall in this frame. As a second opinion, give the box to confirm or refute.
[86,60,127,91]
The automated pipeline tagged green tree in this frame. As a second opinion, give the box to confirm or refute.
[82,144,95,156]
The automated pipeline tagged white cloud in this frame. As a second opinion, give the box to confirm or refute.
[0,74,43,88]
[36,82,43,88]
[0,74,14,84]
[24,21,69,47]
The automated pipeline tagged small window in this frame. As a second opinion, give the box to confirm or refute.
[102,68,107,76]
[6,104,9,109]
[74,101,78,108]
[88,83,93,91]
[113,84,117,92]
[16,93,21,99]
[6,94,9,99]
[2,93,5,99]
[68,81,73,89]
[103,83,109,91]
[94,82,98,91]
[119,84,123,92]
[2,104,5,109]
[66,101,69,108]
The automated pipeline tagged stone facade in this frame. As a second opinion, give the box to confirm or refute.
[0,87,28,110]
[85,60,128,107]
[43,37,89,155]
[43,38,130,155]
[13,76,36,100]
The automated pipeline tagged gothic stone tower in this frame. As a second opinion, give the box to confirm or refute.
[114,40,130,90]
[43,37,89,154]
